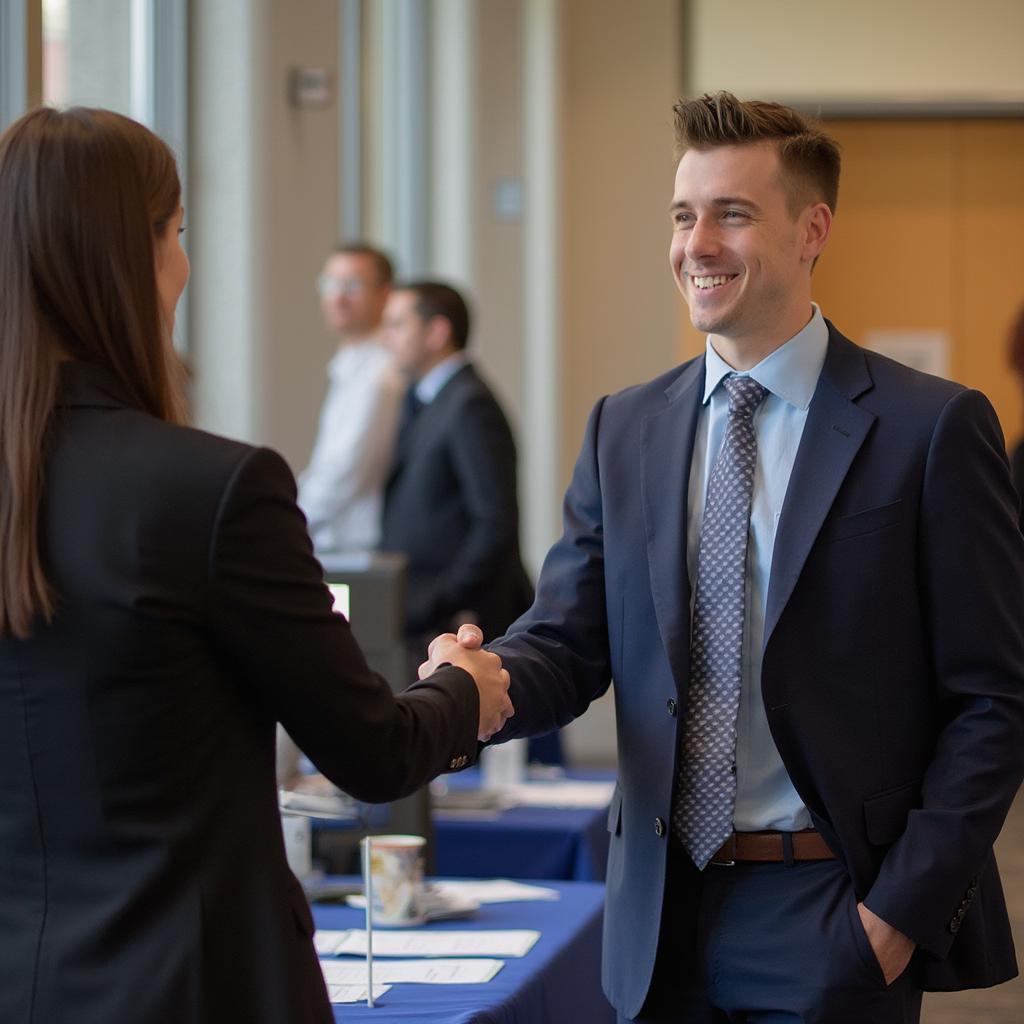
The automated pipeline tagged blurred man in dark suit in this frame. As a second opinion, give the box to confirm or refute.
[380,282,532,656]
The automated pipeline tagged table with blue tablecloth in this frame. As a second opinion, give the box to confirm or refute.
[313,879,613,1023]
[310,769,615,882]
[432,770,614,881]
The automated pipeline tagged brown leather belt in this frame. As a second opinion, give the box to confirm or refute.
[709,830,835,866]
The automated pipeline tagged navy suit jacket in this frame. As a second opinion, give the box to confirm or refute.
[490,324,1024,1018]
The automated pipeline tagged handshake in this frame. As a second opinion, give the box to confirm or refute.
[419,625,514,741]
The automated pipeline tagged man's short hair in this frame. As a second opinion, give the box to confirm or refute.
[331,241,393,286]
[673,91,841,215]
[400,281,471,351]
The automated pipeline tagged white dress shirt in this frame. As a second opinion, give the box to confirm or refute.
[297,338,404,554]
[686,305,829,832]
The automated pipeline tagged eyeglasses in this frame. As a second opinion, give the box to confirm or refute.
[316,274,378,297]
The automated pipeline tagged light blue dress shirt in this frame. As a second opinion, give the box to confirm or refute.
[415,351,470,405]
[686,305,828,832]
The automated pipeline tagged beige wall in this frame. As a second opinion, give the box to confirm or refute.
[559,0,683,485]
[471,0,524,431]
[258,2,342,465]
[688,0,1024,102]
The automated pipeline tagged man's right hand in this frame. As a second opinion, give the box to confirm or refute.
[424,631,513,741]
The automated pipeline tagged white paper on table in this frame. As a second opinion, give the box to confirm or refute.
[501,780,616,808]
[314,929,351,956]
[320,957,504,985]
[333,929,540,958]
[430,879,560,903]
[326,983,391,1003]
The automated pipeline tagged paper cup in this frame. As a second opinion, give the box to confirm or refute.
[367,834,426,926]
[480,737,528,790]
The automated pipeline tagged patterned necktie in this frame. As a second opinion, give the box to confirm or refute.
[672,373,767,869]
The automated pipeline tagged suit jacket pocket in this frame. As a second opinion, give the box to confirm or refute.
[607,786,622,836]
[821,499,903,544]
[863,779,920,846]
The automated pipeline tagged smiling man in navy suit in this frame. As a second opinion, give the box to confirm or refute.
[426,92,1024,1022]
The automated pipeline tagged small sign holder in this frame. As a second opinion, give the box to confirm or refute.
[361,836,375,1007]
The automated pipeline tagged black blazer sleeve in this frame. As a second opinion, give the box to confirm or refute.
[206,446,478,800]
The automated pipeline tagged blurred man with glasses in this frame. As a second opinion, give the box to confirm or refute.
[297,243,404,554]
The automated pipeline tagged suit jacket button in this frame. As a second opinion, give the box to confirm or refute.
[654,818,665,837]
[949,917,961,933]
[666,698,677,716]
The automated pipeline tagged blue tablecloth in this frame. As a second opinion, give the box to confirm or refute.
[312,770,615,882]
[432,769,613,881]
[313,879,613,1023]
[434,802,610,881]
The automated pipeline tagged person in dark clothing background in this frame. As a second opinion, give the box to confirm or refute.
[379,281,533,654]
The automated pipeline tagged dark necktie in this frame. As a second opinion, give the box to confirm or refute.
[671,373,767,869]
[397,385,423,450]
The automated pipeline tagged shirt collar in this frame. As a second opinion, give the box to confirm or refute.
[416,351,469,404]
[702,304,828,411]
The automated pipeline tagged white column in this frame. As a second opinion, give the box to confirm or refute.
[521,0,563,572]
[429,0,476,289]
[189,0,263,442]
[377,0,429,276]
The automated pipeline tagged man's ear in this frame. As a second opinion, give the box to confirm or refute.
[425,315,454,355]
[801,202,832,265]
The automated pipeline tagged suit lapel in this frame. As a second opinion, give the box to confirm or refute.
[387,365,472,486]
[641,357,704,693]
[764,326,876,648]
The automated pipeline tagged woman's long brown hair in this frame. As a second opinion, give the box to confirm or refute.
[0,107,186,639]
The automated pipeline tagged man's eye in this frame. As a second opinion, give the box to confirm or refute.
[723,210,749,221]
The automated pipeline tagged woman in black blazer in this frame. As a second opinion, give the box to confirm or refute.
[0,107,511,1023]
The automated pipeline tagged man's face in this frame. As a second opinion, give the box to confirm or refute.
[380,290,429,376]
[317,252,390,338]
[669,142,826,355]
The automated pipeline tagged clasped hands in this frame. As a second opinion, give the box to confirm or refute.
[421,624,513,741]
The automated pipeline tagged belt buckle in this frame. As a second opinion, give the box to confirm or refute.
[711,833,737,867]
